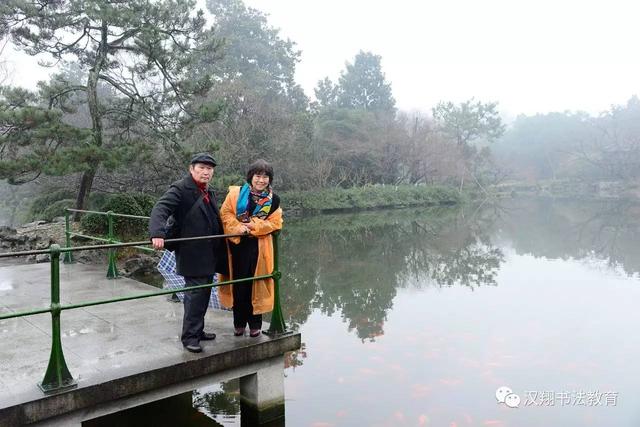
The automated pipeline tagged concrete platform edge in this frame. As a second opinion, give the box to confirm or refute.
[0,333,301,426]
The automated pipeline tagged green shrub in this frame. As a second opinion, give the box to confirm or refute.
[40,199,75,222]
[80,211,108,236]
[29,189,76,220]
[87,192,110,210]
[128,192,157,216]
[80,193,155,239]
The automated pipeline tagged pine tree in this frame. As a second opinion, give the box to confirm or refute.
[336,51,396,114]
[0,0,216,211]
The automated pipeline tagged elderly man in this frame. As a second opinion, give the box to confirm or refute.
[149,153,226,353]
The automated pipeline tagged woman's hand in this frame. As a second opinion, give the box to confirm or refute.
[245,210,282,236]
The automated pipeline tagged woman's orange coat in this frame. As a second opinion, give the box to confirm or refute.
[217,186,283,314]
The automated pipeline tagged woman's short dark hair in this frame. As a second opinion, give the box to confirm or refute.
[246,159,274,184]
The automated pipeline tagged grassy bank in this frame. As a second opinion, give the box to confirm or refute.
[281,184,462,214]
[492,179,640,200]
[16,183,463,241]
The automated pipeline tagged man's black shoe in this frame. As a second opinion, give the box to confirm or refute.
[184,344,202,353]
[200,332,216,341]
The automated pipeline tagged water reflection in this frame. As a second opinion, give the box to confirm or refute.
[280,198,640,346]
[193,381,240,424]
[95,198,640,425]
[281,205,505,341]
[85,392,226,426]
[274,198,640,426]
[87,380,284,427]
[194,380,285,427]
[491,198,640,276]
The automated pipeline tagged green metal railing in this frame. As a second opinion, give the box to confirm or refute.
[64,208,155,277]
[0,215,288,395]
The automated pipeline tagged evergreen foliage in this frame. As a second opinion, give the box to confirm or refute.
[40,199,75,222]
[336,51,396,114]
[0,0,218,210]
[81,192,156,238]
[28,189,76,220]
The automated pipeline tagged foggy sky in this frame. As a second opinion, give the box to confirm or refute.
[3,0,640,117]
[244,0,640,117]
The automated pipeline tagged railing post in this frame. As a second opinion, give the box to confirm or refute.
[266,231,287,335]
[106,210,118,279]
[39,244,76,393]
[63,209,74,264]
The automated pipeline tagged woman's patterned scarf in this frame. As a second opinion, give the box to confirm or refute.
[236,183,272,222]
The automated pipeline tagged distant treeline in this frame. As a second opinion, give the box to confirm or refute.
[0,0,502,216]
[1,0,637,223]
[493,96,640,184]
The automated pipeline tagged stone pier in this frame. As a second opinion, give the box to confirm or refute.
[0,262,300,426]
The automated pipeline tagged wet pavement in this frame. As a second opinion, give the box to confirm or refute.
[0,261,298,424]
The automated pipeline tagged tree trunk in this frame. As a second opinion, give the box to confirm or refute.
[73,21,107,219]
[74,168,97,220]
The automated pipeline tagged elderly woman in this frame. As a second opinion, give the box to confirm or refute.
[218,159,283,337]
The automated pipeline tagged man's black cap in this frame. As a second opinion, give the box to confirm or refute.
[190,153,217,167]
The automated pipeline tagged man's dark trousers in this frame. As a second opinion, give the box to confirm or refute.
[181,275,214,347]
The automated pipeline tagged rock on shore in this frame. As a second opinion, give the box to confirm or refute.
[0,220,161,283]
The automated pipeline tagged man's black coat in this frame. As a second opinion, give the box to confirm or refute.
[149,175,226,277]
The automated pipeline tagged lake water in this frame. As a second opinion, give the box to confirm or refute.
[101,197,640,426]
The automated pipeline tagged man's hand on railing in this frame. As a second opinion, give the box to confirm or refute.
[151,238,165,250]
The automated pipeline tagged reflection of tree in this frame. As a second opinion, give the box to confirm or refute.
[427,243,504,288]
[284,344,307,372]
[399,208,506,289]
[311,228,400,341]
[193,380,240,417]
[498,198,640,276]
[494,198,581,259]
[280,206,504,343]
[276,198,640,367]
[574,201,640,275]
